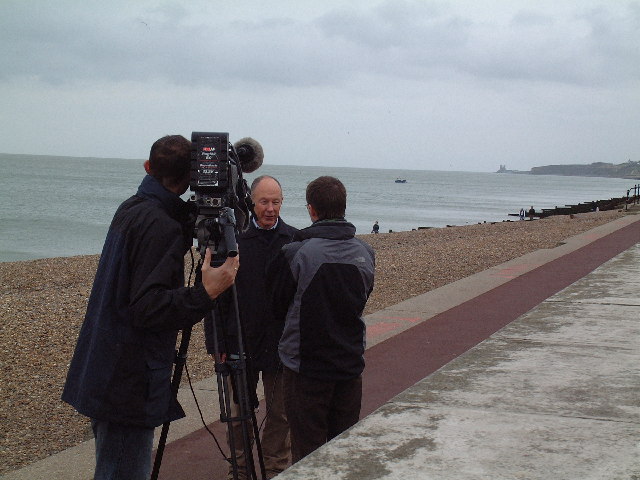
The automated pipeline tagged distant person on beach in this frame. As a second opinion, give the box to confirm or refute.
[267,176,375,464]
[528,206,535,220]
[519,208,525,220]
[204,175,297,479]
[62,135,239,480]
[372,220,380,233]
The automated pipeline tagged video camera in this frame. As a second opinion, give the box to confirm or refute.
[189,132,263,262]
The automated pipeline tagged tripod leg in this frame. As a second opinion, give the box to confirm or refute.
[223,374,250,480]
[212,344,258,479]
[232,362,259,480]
[250,408,266,479]
[151,326,193,480]
[207,242,266,479]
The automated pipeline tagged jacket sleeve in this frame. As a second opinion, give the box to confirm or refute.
[265,248,297,326]
[128,219,216,332]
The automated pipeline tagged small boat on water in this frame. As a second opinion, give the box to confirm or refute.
[395,178,407,183]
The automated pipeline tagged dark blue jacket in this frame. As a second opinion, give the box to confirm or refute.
[204,218,297,372]
[267,220,375,381]
[62,175,216,427]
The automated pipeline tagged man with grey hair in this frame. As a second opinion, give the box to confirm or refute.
[205,175,297,479]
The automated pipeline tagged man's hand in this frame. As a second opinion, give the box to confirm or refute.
[201,248,239,299]
[210,353,227,363]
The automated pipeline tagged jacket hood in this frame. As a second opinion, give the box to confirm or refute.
[295,219,356,241]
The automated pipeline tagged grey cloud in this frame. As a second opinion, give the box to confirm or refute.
[511,11,555,27]
[314,0,640,87]
[317,1,468,49]
[1,0,638,90]
[462,3,640,86]
[0,2,353,88]
[577,5,640,81]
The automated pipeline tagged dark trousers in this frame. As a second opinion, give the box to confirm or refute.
[282,367,362,464]
[91,419,154,480]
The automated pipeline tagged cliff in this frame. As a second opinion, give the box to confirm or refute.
[497,161,640,179]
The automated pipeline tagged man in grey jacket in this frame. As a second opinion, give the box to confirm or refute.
[267,175,375,463]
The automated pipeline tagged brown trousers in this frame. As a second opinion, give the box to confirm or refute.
[226,369,290,480]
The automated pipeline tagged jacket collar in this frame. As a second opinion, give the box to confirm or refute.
[252,216,279,230]
[295,219,355,241]
[241,217,290,239]
[136,175,189,222]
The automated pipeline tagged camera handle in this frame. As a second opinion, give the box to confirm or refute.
[151,207,266,480]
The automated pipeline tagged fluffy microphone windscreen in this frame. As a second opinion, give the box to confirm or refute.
[234,137,264,173]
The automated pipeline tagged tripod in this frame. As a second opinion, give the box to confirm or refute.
[151,207,266,480]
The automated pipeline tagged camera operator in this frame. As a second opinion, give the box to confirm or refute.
[267,176,375,463]
[62,135,239,480]
[204,175,297,479]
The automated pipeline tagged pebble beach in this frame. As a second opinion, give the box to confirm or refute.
[0,210,629,475]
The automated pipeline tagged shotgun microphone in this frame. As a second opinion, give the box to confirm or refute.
[233,137,263,173]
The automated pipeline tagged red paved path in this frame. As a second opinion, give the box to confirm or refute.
[155,220,639,479]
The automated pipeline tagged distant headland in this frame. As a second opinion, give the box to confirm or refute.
[497,161,640,180]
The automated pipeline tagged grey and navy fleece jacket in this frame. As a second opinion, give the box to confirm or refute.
[267,219,375,381]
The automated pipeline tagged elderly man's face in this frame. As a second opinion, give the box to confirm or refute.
[252,178,283,229]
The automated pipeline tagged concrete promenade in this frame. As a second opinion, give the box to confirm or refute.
[3,212,638,479]
[279,225,640,479]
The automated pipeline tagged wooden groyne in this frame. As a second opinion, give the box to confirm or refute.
[509,184,639,219]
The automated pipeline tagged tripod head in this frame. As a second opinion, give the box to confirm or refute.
[196,206,239,267]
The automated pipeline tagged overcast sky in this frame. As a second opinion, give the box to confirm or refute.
[1,0,638,172]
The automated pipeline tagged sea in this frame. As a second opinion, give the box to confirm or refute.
[0,153,635,263]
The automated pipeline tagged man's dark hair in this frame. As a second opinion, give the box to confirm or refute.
[306,176,346,220]
[148,135,191,184]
